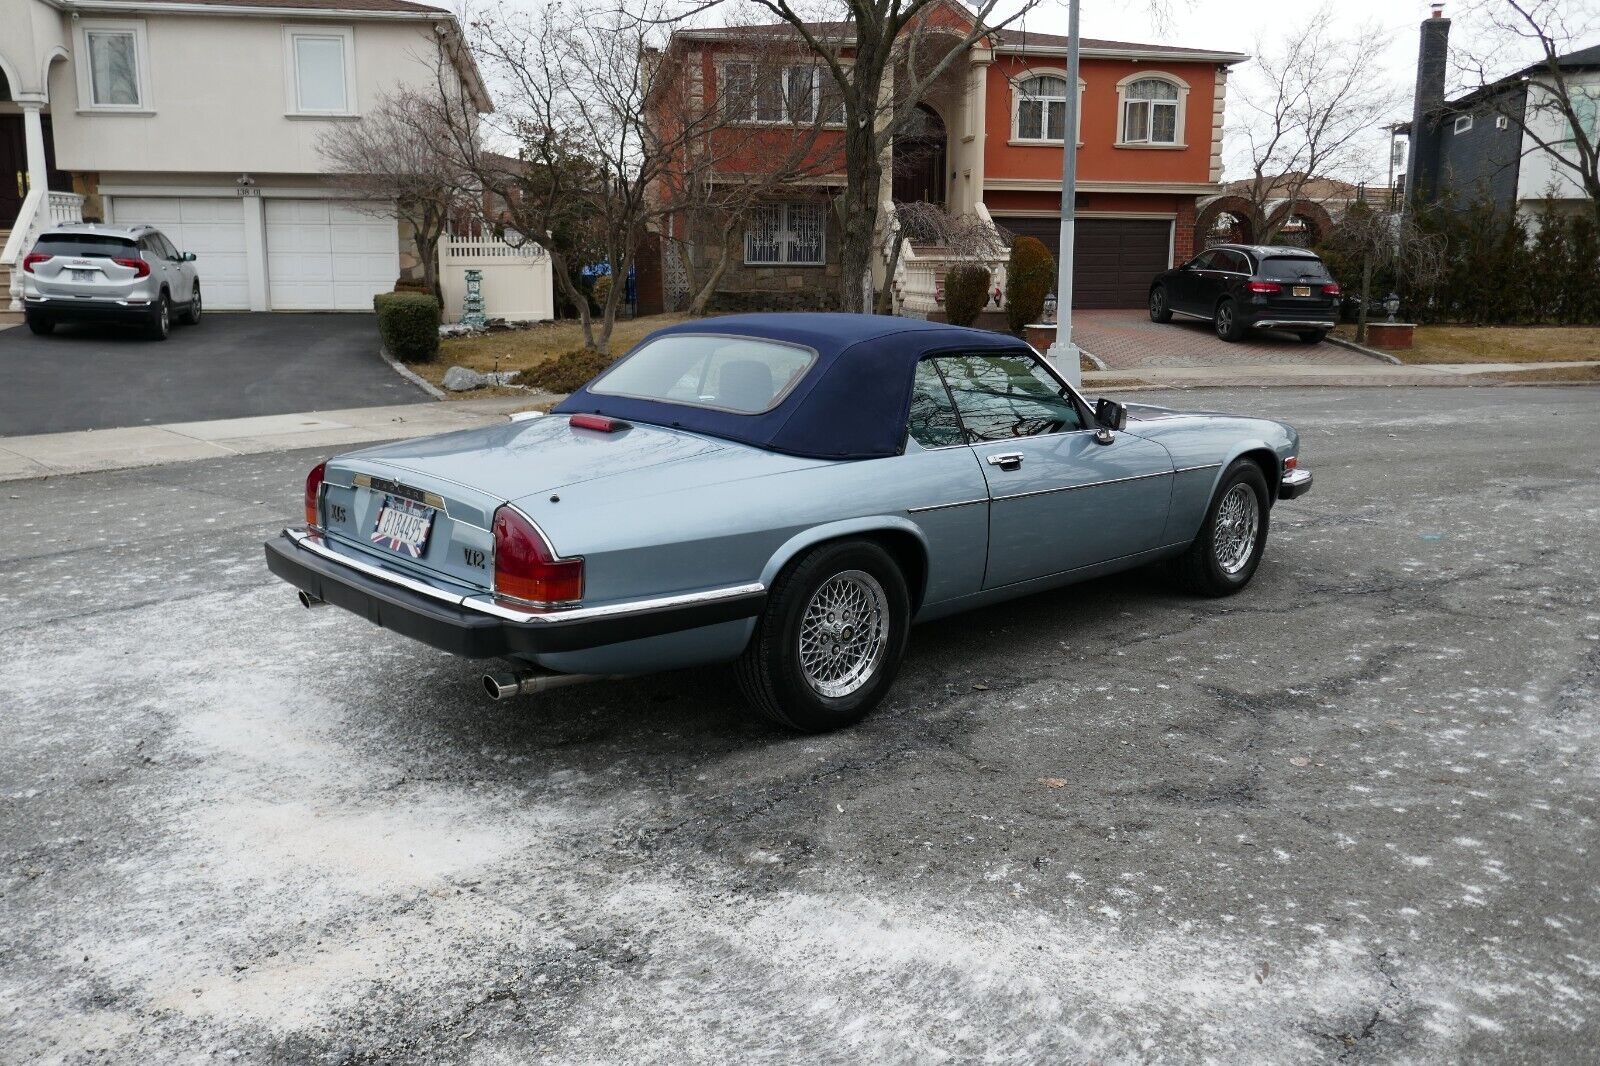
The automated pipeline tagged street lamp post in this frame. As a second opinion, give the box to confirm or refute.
[1044,0,1082,386]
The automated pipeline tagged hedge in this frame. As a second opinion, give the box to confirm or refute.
[1006,236,1055,334]
[374,291,441,364]
[943,264,991,327]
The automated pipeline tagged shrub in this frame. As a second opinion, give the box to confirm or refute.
[943,265,991,327]
[373,291,441,364]
[393,277,430,295]
[592,275,613,310]
[514,348,617,393]
[1006,235,1055,333]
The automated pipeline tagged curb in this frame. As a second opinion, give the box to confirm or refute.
[1078,347,1110,371]
[378,346,449,401]
[1326,335,1404,366]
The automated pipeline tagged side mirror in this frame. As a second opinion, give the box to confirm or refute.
[182,252,197,262]
[1095,398,1127,431]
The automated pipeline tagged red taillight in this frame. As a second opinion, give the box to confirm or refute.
[1247,281,1282,294]
[22,253,48,274]
[493,505,583,605]
[305,461,327,528]
[569,413,626,433]
[1322,282,1342,296]
[112,257,151,278]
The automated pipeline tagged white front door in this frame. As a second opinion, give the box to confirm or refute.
[112,196,250,309]
[265,199,398,311]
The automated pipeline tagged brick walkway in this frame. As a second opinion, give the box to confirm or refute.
[1071,310,1376,370]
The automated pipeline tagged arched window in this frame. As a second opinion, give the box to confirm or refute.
[1119,75,1184,145]
[1013,74,1069,142]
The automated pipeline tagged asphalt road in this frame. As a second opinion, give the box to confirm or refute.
[2,387,1597,1063]
[0,313,425,436]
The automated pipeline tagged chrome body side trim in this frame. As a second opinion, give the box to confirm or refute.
[1254,319,1336,330]
[990,469,1171,504]
[1171,462,1222,475]
[907,498,988,514]
[283,528,764,627]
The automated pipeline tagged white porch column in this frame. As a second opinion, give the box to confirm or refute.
[19,101,49,195]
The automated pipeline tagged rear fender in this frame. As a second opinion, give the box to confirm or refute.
[761,516,930,606]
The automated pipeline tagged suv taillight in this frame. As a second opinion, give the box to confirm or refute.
[113,257,151,278]
[493,505,583,606]
[1322,282,1342,296]
[21,254,48,273]
[1247,281,1282,294]
[305,461,327,528]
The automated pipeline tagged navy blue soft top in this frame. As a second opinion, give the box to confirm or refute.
[553,313,1033,460]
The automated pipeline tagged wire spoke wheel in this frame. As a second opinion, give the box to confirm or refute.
[1213,483,1260,575]
[798,569,890,699]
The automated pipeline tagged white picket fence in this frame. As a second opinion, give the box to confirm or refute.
[437,229,554,323]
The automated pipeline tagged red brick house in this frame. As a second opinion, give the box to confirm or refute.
[650,11,1246,310]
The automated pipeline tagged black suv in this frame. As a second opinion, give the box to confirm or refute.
[1148,244,1341,344]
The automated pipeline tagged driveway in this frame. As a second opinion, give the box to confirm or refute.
[1074,309,1380,370]
[3,387,1597,1062]
[0,313,426,436]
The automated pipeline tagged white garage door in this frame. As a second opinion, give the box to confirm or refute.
[112,196,250,309]
[266,199,398,311]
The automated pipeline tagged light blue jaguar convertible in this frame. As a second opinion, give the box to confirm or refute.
[266,314,1311,732]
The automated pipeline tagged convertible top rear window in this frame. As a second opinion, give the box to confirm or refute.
[32,234,137,258]
[1260,256,1331,281]
[589,334,815,414]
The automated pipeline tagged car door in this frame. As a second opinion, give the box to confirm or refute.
[1169,250,1219,313]
[928,351,1174,590]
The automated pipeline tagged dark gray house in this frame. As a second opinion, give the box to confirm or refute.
[1398,4,1599,218]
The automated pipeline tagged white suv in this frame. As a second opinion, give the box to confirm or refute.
[21,223,202,340]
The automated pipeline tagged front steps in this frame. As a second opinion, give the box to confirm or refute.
[0,228,21,324]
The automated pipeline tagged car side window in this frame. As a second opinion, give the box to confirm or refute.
[933,352,1085,441]
[1189,250,1219,271]
[1225,250,1252,274]
[907,359,965,448]
[157,234,179,260]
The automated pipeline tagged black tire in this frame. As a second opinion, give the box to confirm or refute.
[1148,284,1173,323]
[149,293,171,341]
[1297,330,1327,344]
[25,315,54,336]
[1214,299,1245,342]
[182,283,202,325]
[735,539,911,732]
[1171,459,1271,597]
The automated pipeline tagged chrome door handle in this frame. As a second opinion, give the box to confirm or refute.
[986,452,1025,469]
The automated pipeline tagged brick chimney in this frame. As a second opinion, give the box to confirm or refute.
[1406,3,1452,203]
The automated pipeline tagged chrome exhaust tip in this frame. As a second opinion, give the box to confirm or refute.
[482,669,609,700]
[298,590,328,609]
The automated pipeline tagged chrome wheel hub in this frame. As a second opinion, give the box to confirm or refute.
[1213,483,1260,575]
[799,569,889,699]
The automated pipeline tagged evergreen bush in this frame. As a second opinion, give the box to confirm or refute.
[373,292,441,363]
[1005,236,1055,334]
[943,265,991,327]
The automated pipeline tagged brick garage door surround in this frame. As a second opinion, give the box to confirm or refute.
[1003,217,1173,309]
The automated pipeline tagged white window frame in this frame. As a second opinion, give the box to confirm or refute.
[283,25,357,117]
[722,62,843,126]
[75,19,152,112]
[1009,69,1086,145]
[1454,113,1474,134]
[1115,71,1189,148]
[744,201,826,266]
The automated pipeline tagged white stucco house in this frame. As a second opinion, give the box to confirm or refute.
[0,0,490,315]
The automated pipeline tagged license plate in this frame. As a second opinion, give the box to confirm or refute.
[370,496,435,558]
[1292,285,1312,297]
[70,269,96,283]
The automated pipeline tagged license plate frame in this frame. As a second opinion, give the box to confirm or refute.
[370,495,436,558]
[70,269,97,283]
[1292,285,1313,297]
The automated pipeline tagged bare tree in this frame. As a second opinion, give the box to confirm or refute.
[1324,200,1446,342]
[317,87,473,303]
[727,0,1057,311]
[1453,0,1600,227]
[1232,6,1403,243]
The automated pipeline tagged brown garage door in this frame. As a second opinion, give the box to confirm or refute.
[1002,217,1172,309]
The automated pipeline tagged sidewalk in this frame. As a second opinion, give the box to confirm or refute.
[0,396,533,482]
[1082,360,1600,390]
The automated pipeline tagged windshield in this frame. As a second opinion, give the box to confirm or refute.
[589,334,816,414]
[32,234,137,259]
[1260,256,1331,282]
